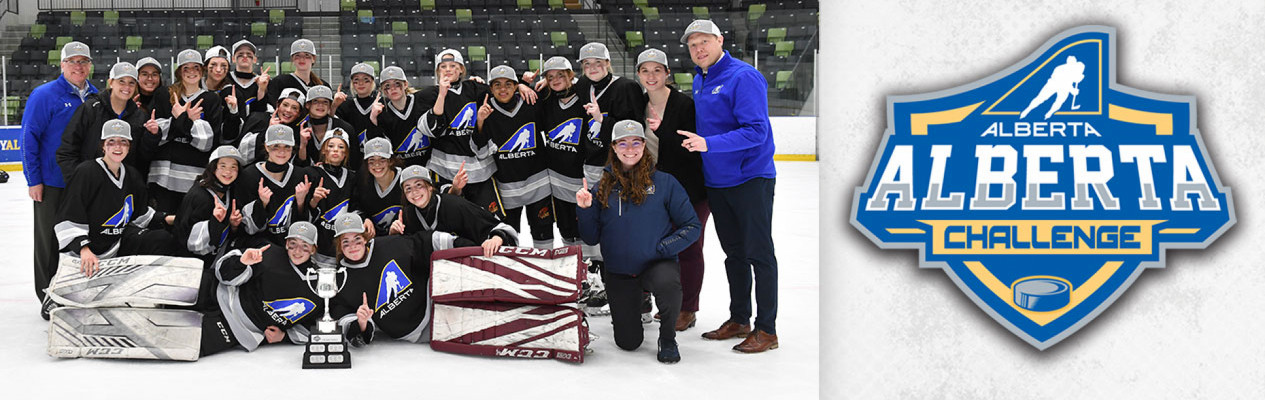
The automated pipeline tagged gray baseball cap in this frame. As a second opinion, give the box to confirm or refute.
[680,19,723,44]
[635,48,669,71]
[101,119,132,141]
[380,66,407,84]
[306,85,333,103]
[231,40,257,57]
[578,42,610,61]
[204,46,230,63]
[363,137,392,159]
[109,62,138,81]
[489,65,517,83]
[350,62,376,79]
[209,145,246,165]
[278,88,306,105]
[176,49,202,69]
[333,213,366,237]
[60,41,92,61]
[399,165,432,185]
[435,49,465,66]
[542,56,573,72]
[290,39,317,57]
[264,125,295,147]
[136,57,162,72]
[612,120,646,142]
[286,221,319,245]
[321,128,351,148]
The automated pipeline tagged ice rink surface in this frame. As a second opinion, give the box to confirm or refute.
[0,161,818,399]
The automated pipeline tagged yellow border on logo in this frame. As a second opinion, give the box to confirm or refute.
[982,39,1103,116]
[965,260,1122,326]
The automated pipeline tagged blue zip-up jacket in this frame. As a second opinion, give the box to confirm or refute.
[22,75,98,188]
[692,51,777,188]
[577,170,700,276]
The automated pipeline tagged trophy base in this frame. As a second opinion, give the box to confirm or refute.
[302,332,351,369]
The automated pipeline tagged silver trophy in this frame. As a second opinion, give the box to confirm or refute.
[303,265,351,369]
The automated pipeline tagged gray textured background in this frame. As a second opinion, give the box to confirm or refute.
[821,1,1264,397]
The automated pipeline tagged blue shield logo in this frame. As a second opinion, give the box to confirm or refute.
[500,122,537,152]
[396,127,430,153]
[851,26,1235,349]
[264,298,317,323]
[374,260,412,311]
[370,205,401,226]
[267,195,296,228]
[102,194,134,227]
[450,102,478,130]
[547,118,582,145]
[321,199,350,222]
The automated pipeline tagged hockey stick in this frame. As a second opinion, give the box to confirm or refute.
[1070,81,1081,110]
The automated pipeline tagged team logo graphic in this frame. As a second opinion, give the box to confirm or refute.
[370,205,402,226]
[397,127,430,153]
[102,195,134,227]
[267,195,296,228]
[851,26,1235,349]
[450,102,478,130]
[500,123,537,152]
[548,118,582,145]
[264,298,316,323]
[357,129,368,145]
[321,199,350,222]
[375,260,413,311]
[587,114,606,141]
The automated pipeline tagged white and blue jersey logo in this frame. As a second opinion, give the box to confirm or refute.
[374,260,412,311]
[397,127,430,153]
[500,122,537,152]
[102,195,134,227]
[321,199,350,222]
[587,113,606,141]
[267,195,296,228]
[851,27,1235,350]
[450,102,478,130]
[264,298,317,323]
[370,205,401,226]
[547,118,582,145]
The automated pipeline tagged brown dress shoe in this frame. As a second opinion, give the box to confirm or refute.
[733,330,779,353]
[675,311,697,332]
[701,320,751,340]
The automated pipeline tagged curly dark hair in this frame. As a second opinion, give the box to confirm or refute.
[595,145,656,208]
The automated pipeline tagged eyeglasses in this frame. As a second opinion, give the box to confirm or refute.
[615,140,645,149]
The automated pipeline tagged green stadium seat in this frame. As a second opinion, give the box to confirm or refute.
[550,31,568,47]
[693,7,709,19]
[674,73,693,87]
[358,10,373,23]
[748,4,767,22]
[625,31,644,48]
[252,22,267,37]
[456,9,472,23]
[642,7,659,20]
[548,0,563,9]
[55,36,73,49]
[775,71,793,89]
[70,11,86,26]
[104,11,119,26]
[197,35,214,50]
[30,24,46,39]
[270,10,285,24]
[767,27,786,44]
[468,46,486,62]
[517,0,531,9]
[377,34,394,49]
[126,36,143,51]
[4,96,20,115]
[528,58,542,72]
[340,0,355,11]
[392,21,408,35]
[419,0,435,10]
[363,61,380,75]
[47,50,60,66]
[281,61,295,74]
[633,0,648,7]
[262,62,278,77]
[774,41,794,57]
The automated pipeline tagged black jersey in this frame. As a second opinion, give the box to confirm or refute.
[331,233,446,343]
[56,96,157,183]
[354,169,402,237]
[538,90,594,202]
[575,74,644,183]
[55,159,163,257]
[305,165,357,257]
[150,89,224,194]
[376,94,431,167]
[400,193,518,246]
[265,73,325,108]
[214,245,324,351]
[236,162,309,245]
[335,94,382,147]
[481,95,549,209]
[236,112,302,165]
[417,81,496,183]
[301,115,360,169]
[173,184,238,258]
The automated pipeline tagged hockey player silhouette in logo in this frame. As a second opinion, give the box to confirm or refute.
[385,270,405,299]
[505,125,534,152]
[273,301,308,320]
[1020,55,1086,119]
[399,128,429,153]
[550,120,580,144]
[451,103,477,130]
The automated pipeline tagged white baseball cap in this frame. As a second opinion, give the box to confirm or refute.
[680,19,723,44]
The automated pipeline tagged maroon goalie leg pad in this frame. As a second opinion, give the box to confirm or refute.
[430,246,585,304]
[429,301,589,363]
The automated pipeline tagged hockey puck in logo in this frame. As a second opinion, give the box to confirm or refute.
[1012,277,1071,312]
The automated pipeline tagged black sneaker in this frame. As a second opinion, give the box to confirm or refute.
[657,338,680,364]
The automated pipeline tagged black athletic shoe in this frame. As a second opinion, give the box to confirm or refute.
[40,294,59,321]
[657,338,681,364]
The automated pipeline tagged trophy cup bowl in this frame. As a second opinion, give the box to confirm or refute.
[303,266,351,369]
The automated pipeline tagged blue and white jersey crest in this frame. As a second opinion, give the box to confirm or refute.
[102,195,134,227]
[397,127,430,153]
[374,260,413,311]
[264,298,317,323]
[500,122,537,152]
[267,195,296,228]
[450,102,478,130]
[321,199,350,222]
[548,118,582,145]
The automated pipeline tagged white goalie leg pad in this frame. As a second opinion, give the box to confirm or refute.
[430,302,588,363]
[430,245,585,304]
[48,254,204,308]
[49,307,202,361]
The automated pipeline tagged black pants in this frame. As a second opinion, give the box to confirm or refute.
[148,184,185,216]
[32,186,63,300]
[504,197,555,241]
[709,177,778,334]
[434,174,505,219]
[199,310,240,357]
[605,260,682,350]
[553,198,579,241]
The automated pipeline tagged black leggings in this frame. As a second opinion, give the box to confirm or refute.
[604,260,682,350]
[503,197,555,241]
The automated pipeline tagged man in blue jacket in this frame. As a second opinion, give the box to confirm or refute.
[23,41,98,318]
[678,20,780,353]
